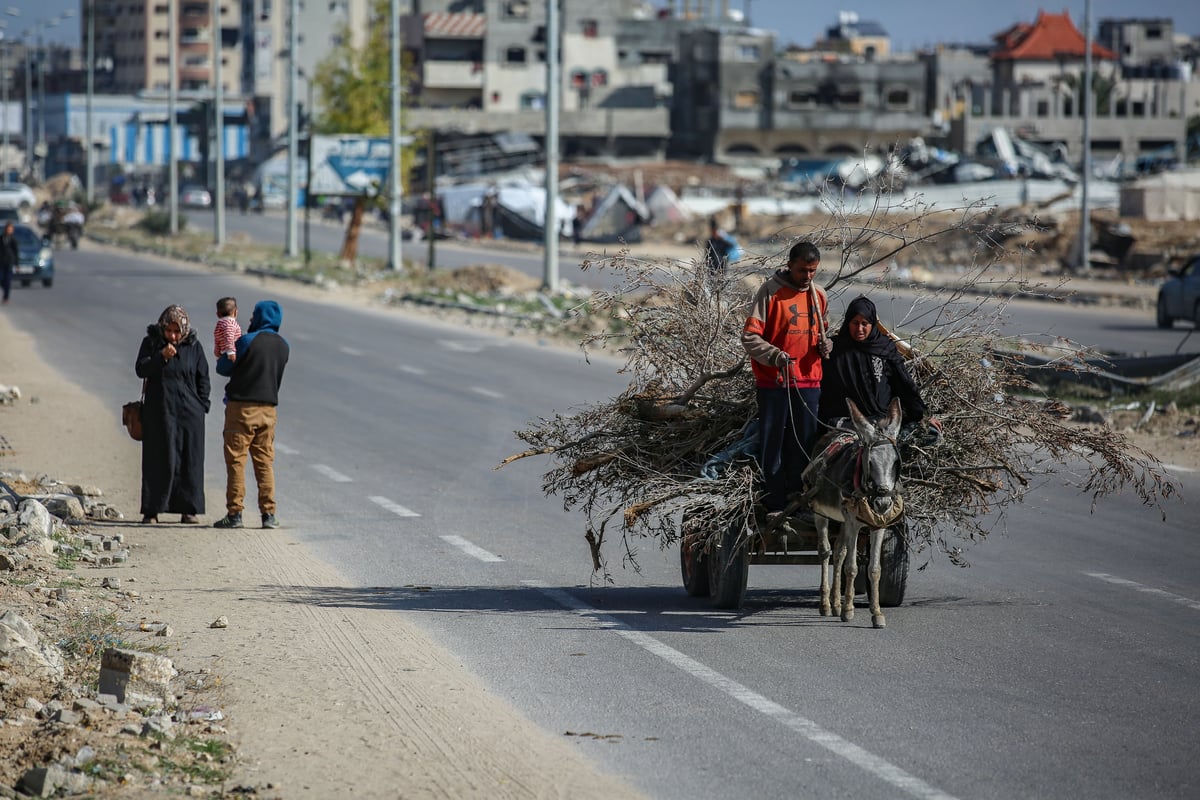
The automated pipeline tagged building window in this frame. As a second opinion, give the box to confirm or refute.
[733,90,759,109]
[153,4,167,13]
[837,90,862,107]
[788,89,816,107]
[1036,100,1049,116]
[737,44,760,61]
[520,91,544,109]
[886,89,910,108]
[505,46,526,64]
[581,19,598,38]
[504,0,529,19]
[1145,25,1162,39]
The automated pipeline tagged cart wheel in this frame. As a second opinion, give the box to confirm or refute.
[707,520,749,610]
[877,528,909,608]
[680,511,712,597]
[854,527,909,607]
[680,532,711,597]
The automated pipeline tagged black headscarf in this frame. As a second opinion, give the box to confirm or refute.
[831,296,894,358]
[820,296,926,423]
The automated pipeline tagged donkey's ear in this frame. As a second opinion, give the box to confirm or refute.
[883,398,902,438]
[846,398,867,429]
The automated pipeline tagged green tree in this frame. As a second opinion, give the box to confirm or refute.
[312,0,417,263]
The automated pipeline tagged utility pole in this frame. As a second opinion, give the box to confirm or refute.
[285,0,298,256]
[213,0,225,246]
[426,129,435,270]
[388,0,402,270]
[1,35,9,179]
[168,0,179,234]
[85,2,94,204]
[1077,0,1093,273]
[303,72,313,265]
[23,35,31,177]
[542,0,560,292]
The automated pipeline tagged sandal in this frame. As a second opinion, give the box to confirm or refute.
[141,515,158,524]
[181,514,199,524]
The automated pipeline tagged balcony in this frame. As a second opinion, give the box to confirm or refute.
[407,107,670,139]
[423,61,484,90]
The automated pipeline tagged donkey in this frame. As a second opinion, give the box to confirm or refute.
[809,397,904,628]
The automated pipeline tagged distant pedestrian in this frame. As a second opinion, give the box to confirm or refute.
[703,216,735,278]
[572,206,586,247]
[214,300,290,530]
[135,305,211,524]
[0,222,18,305]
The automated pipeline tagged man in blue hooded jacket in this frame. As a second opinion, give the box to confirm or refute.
[213,300,290,529]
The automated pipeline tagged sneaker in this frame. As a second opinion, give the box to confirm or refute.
[213,513,243,529]
[261,513,279,529]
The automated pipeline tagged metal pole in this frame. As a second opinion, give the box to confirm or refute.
[23,36,31,177]
[2,39,9,179]
[1077,0,1092,272]
[304,75,312,265]
[542,0,560,292]
[285,0,298,256]
[36,28,44,180]
[168,0,179,234]
[426,129,435,270]
[85,2,94,204]
[388,0,402,270]
[213,0,225,246]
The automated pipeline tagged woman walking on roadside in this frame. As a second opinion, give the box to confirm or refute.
[135,304,211,524]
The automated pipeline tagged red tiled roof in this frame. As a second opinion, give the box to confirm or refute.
[424,12,486,39]
[991,11,1116,61]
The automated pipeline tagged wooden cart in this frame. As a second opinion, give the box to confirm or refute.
[679,508,909,610]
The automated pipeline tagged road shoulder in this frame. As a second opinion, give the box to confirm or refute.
[0,311,645,799]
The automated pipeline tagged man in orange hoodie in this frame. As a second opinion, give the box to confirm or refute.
[741,241,831,513]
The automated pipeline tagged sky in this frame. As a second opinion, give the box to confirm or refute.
[6,0,1200,50]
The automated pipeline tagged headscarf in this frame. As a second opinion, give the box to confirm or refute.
[157,304,191,338]
[831,296,894,358]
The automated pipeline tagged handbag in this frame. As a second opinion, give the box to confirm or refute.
[122,380,146,442]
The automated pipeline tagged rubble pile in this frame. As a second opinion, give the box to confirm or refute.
[0,473,239,797]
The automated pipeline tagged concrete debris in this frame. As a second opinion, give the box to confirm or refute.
[0,468,240,796]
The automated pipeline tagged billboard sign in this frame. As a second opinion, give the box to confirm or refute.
[308,135,409,197]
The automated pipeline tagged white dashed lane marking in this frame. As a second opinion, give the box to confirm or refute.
[369,496,421,518]
[275,443,299,455]
[525,581,961,800]
[311,464,353,483]
[1085,572,1200,611]
[470,387,504,399]
[338,346,364,357]
[399,365,426,375]
[441,535,504,562]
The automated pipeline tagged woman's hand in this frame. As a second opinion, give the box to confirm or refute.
[162,343,177,360]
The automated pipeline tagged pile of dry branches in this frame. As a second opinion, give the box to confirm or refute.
[503,192,1178,575]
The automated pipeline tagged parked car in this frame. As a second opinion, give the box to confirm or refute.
[1156,255,1200,328]
[10,223,54,288]
[179,185,213,208]
[0,207,21,224]
[0,182,36,211]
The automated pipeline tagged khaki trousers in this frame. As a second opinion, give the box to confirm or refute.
[223,401,278,516]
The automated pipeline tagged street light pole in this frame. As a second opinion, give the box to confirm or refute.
[542,0,560,292]
[85,2,94,204]
[23,33,31,177]
[285,0,298,257]
[388,0,402,270]
[168,0,179,234]
[212,0,225,246]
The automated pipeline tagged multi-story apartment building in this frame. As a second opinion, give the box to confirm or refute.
[401,0,673,158]
[946,11,1189,169]
[671,10,929,162]
[97,1,243,95]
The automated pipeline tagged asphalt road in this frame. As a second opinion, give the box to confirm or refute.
[5,240,1197,799]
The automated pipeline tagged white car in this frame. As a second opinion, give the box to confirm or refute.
[179,185,213,208]
[0,183,36,211]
